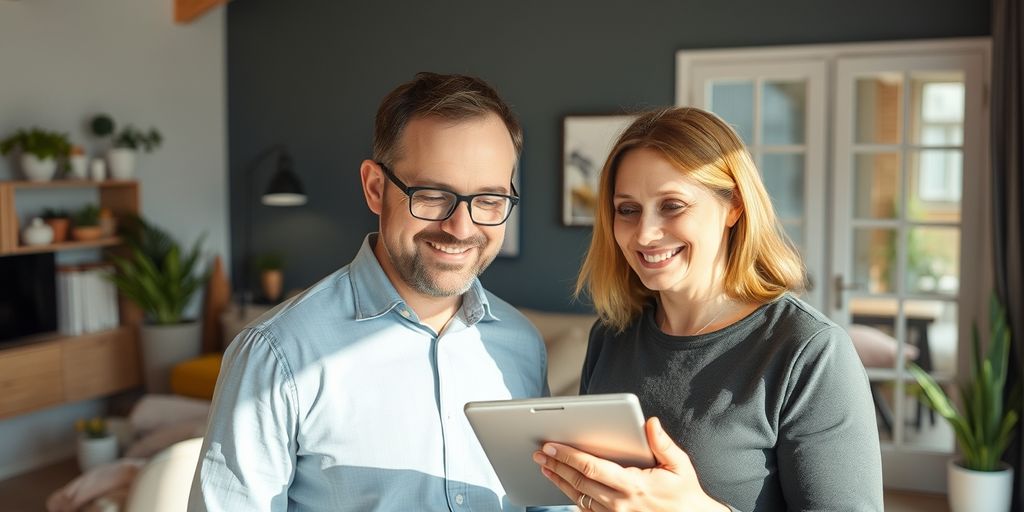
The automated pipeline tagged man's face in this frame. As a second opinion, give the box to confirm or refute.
[365,113,517,298]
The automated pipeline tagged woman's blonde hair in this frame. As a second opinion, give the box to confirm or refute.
[576,107,806,332]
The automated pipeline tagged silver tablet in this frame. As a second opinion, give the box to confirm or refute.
[464,393,655,506]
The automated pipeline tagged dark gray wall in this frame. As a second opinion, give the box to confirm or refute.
[228,0,989,312]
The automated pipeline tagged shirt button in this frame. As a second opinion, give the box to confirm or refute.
[400,309,410,318]
[455,494,464,505]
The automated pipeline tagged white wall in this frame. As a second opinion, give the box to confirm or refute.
[0,0,227,479]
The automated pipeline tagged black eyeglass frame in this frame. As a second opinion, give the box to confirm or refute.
[376,162,520,226]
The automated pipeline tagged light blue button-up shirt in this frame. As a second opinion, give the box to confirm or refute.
[189,234,562,511]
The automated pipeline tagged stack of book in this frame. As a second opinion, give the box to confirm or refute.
[56,264,120,335]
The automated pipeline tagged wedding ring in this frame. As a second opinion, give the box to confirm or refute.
[584,494,594,509]
[578,494,588,509]
[578,493,593,509]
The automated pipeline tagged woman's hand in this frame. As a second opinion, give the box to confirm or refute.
[531,417,729,512]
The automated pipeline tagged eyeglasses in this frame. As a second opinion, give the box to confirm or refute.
[377,162,520,226]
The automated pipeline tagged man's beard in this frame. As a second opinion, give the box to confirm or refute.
[387,231,496,297]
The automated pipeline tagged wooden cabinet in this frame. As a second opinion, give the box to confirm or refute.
[0,180,142,418]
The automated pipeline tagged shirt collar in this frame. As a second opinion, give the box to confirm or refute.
[350,233,498,325]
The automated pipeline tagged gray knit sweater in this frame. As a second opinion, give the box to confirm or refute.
[580,294,883,511]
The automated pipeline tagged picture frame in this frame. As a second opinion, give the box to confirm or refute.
[562,114,636,226]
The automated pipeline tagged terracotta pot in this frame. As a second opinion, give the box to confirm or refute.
[44,217,70,243]
[261,269,283,303]
[72,226,103,241]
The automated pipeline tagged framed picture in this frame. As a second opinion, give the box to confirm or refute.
[562,114,636,226]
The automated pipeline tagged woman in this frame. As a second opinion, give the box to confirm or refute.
[532,107,882,511]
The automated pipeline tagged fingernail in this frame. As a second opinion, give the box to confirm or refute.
[541,467,553,479]
[532,452,547,464]
[542,445,556,456]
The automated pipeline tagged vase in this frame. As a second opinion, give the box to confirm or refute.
[139,322,201,393]
[90,158,107,181]
[20,154,57,182]
[948,459,1013,512]
[68,154,89,180]
[261,269,283,303]
[44,217,70,243]
[107,148,137,180]
[21,217,54,246]
[77,434,118,472]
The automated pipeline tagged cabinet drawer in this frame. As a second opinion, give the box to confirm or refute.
[0,344,63,418]
[62,327,140,402]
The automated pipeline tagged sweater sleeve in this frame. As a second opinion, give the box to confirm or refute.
[776,326,884,511]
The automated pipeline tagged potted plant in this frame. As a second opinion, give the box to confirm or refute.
[75,417,118,471]
[90,114,163,180]
[254,252,285,303]
[107,217,208,392]
[0,128,71,181]
[909,295,1020,512]
[67,145,88,180]
[71,204,103,241]
[41,208,71,243]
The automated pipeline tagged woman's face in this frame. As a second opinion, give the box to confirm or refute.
[612,147,740,296]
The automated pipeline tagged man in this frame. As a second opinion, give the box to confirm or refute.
[190,72,552,511]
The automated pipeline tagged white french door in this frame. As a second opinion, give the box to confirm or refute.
[678,39,990,492]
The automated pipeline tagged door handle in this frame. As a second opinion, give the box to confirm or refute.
[834,274,864,310]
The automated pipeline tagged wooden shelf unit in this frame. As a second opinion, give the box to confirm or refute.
[0,179,142,418]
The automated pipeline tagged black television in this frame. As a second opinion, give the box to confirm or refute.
[0,253,57,343]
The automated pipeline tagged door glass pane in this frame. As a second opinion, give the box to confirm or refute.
[904,300,958,377]
[782,220,803,254]
[762,81,806,145]
[902,377,956,452]
[854,228,897,294]
[906,227,960,295]
[910,78,964,146]
[853,153,900,219]
[908,150,963,220]
[762,153,805,219]
[855,75,903,145]
[709,80,754,144]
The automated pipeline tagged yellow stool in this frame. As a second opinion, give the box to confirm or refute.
[170,354,223,400]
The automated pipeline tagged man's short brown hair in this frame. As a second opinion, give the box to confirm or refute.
[373,72,523,167]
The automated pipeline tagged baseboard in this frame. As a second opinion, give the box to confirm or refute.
[0,443,76,481]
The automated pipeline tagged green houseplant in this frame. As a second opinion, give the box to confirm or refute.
[0,128,72,181]
[909,295,1019,511]
[89,113,163,180]
[107,217,209,392]
[255,252,285,303]
[71,204,103,241]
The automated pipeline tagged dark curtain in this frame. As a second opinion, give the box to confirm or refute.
[992,0,1024,510]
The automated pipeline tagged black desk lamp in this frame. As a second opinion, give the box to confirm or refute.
[241,144,307,317]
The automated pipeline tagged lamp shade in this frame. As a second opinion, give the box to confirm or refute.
[261,153,307,206]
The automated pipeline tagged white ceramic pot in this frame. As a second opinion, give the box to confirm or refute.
[77,434,118,472]
[90,158,107,181]
[139,322,201,393]
[68,154,89,180]
[22,217,54,246]
[20,154,57,181]
[948,459,1013,512]
[107,148,137,180]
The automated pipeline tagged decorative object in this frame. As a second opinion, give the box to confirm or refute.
[255,252,284,303]
[41,208,71,243]
[89,158,107,181]
[239,145,306,315]
[89,113,163,180]
[561,114,636,226]
[98,208,117,237]
[0,128,71,182]
[68,146,88,180]
[107,217,209,392]
[201,255,231,353]
[21,217,54,246]
[174,0,227,23]
[909,295,1019,512]
[72,204,103,241]
[75,417,118,472]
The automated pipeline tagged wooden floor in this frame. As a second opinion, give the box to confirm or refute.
[0,458,949,511]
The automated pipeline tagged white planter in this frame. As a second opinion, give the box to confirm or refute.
[140,322,201,393]
[948,459,1013,512]
[77,434,119,472]
[68,154,88,180]
[107,148,137,180]
[22,217,54,246]
[20,154,57,181]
